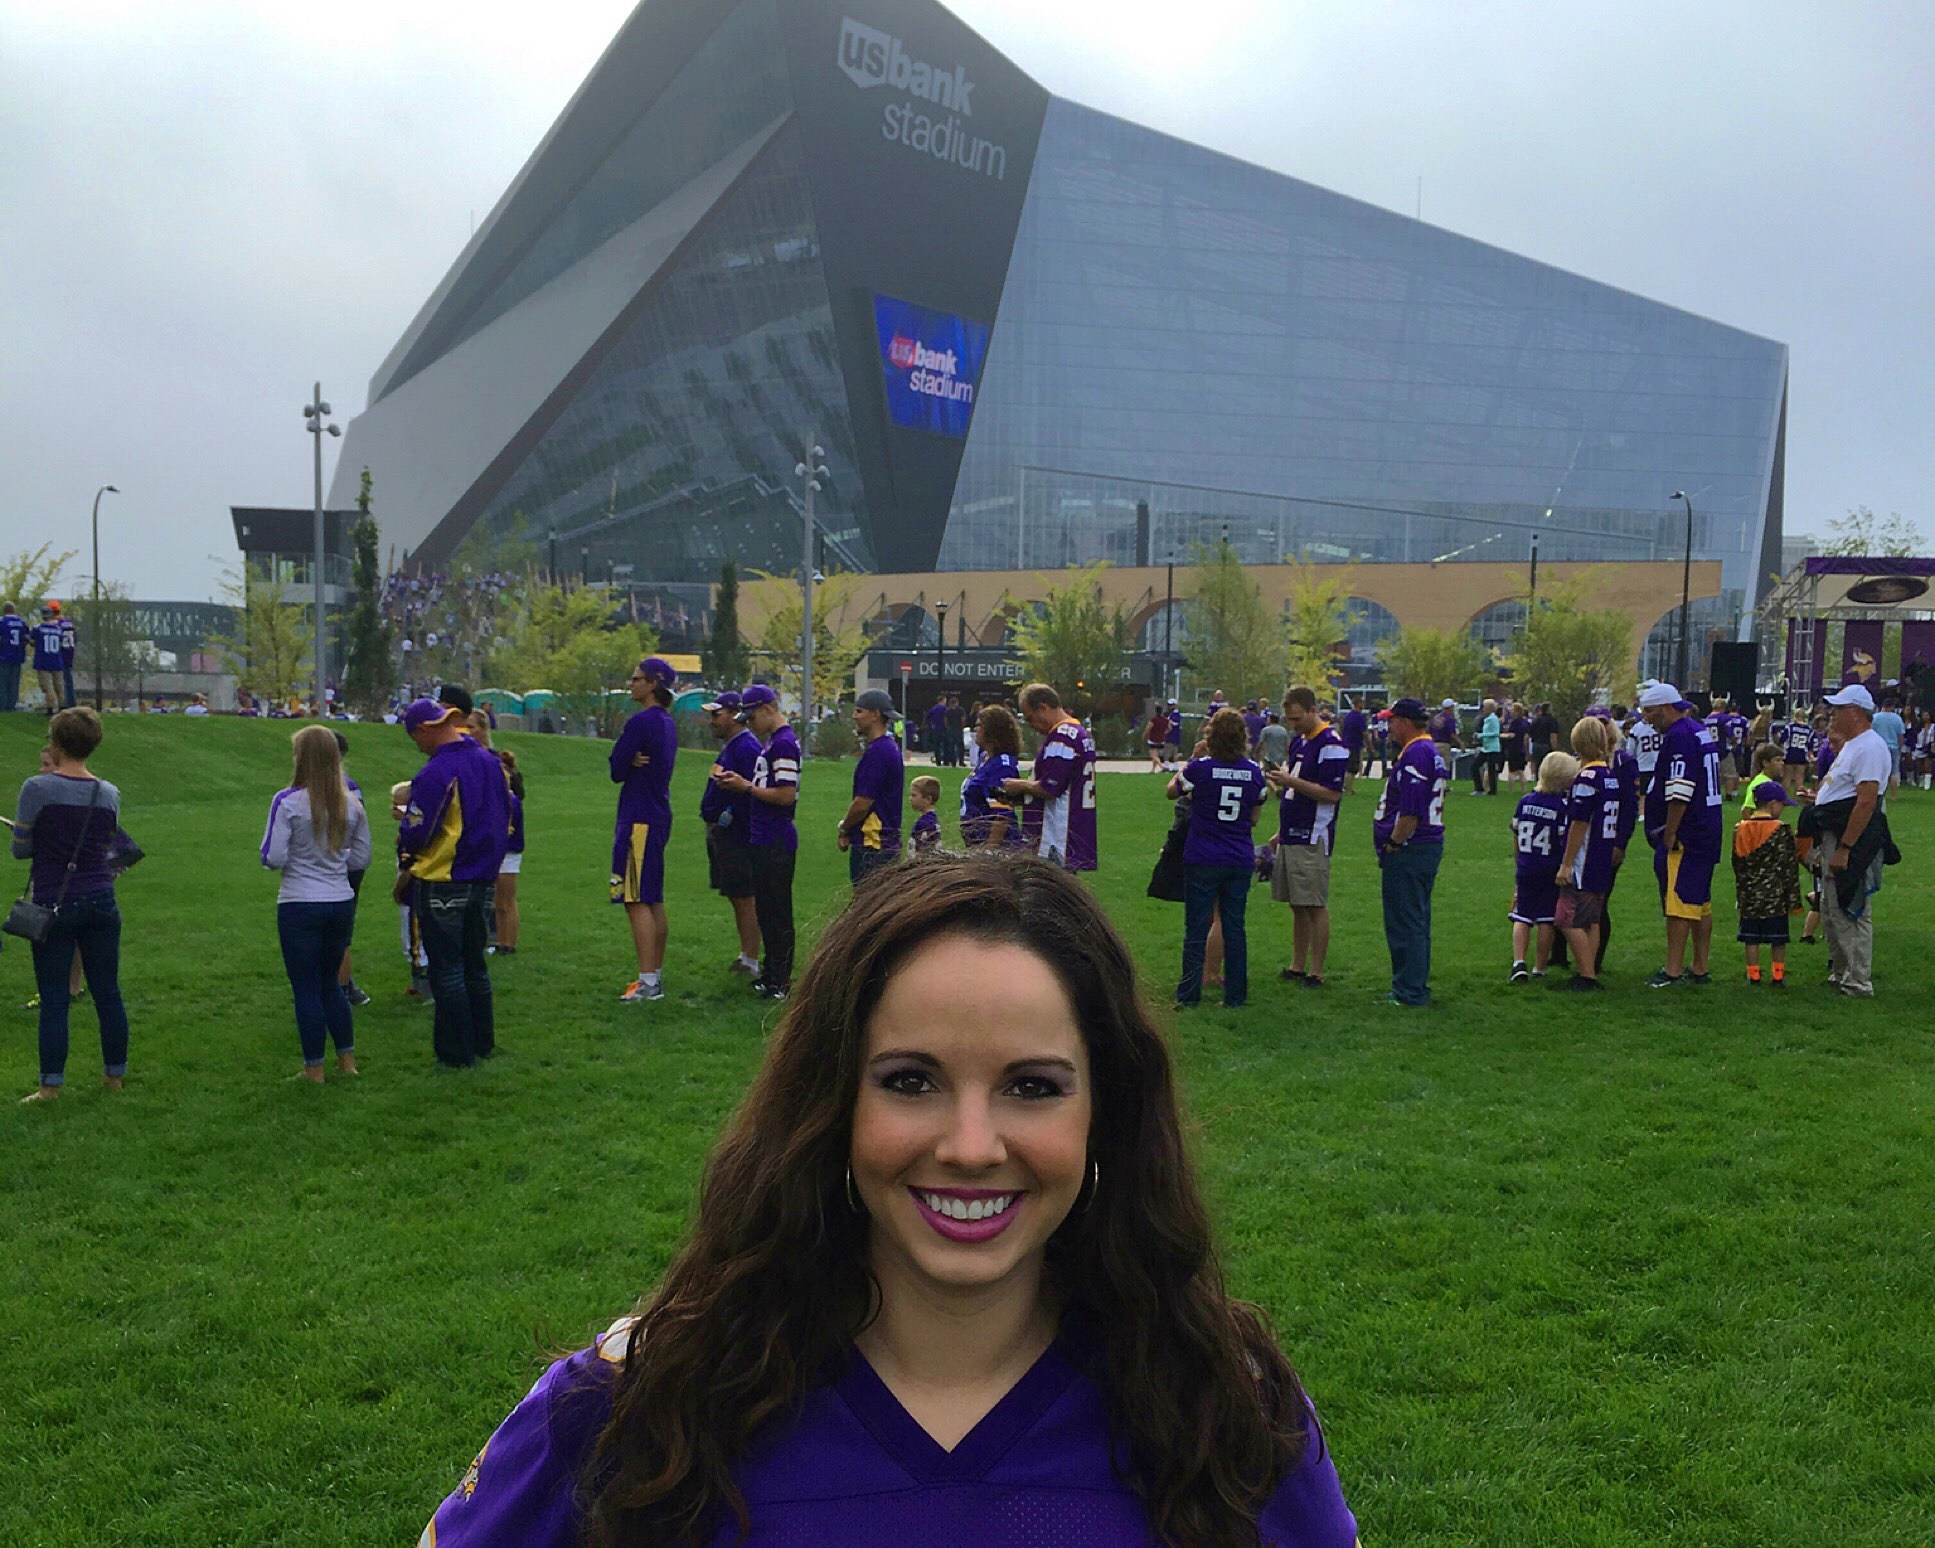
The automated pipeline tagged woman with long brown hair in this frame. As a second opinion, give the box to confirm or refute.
[261,724,371,1082]
[420,854,1357,1547]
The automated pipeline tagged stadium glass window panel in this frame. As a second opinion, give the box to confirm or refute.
[1469,599,1529,662]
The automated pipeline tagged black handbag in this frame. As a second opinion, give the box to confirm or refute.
[1146,819,1188,903]
[4,782,105,944]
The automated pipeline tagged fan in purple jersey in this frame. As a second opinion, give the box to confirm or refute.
[1552,716,1623,988]
[713,685,800,999]
[1168,708,1269,1007]
[960,703,1026,848]
[1640,682,1724,987]
[1508,750,1578,981]
[1704,696,1748,795]
[417,857,1358,1548]
[701,691,763,976]
[609,657,679,1003]
[1003,683,1098,871]
[1268,687,1349,987]
[1373,698,1450,1007]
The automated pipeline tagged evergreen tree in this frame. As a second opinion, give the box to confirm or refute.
[704,559,751,687]
[341,469,394,716]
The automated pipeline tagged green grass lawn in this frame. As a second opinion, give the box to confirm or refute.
[2,715,1931,1546]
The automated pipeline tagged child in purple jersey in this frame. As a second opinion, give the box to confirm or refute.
[1553,717,1621,989]
[1168,708,1268,1007]
[609,658,679,1003]
[1508,751,1578,982]
[907,775,942,854]
[418,856,1357,1548]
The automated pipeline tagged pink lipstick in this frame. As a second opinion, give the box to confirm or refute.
[908,1186,1024,1243]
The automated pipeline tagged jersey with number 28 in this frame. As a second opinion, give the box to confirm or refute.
[1034,719,1098,872]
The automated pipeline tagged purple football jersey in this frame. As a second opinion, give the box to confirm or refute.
[610,705,677,833]
[1647,715,1723,861]
[1565,762,1622,893]
[1511,789,1568,886]
[418,1320,1358,1548]
[1179,756,1268,866]
[748,725,801,852]
[1373,736,1449,849]
[1278,725,1349,853]
[1032,718,1098,872]
[850,733,904,854]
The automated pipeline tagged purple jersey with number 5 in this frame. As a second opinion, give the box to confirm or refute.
[1033,719,1097,871]
[1373,736,1448,848]
[1565,762,1623,893]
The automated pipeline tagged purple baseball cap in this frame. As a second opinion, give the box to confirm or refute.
[702,688,742,713]
[402,697,459,734]
[638,656,677,688]
[737,683,779,717]
[1755,779,1798,807]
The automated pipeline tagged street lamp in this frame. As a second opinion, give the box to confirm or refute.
[934,601,949,691]
[1671,491,1694,687]
[302,386,340,716]
[794,437,827,749]
[90,484,119,710]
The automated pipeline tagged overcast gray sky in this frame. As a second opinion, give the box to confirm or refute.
[4,0,1930,601]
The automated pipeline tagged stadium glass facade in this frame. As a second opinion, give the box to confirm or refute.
[329,0,1789,638]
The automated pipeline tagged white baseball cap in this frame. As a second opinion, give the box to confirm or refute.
[1823,683,1875,710]
[1637,682,1691,709]
[1440,698,1456,708]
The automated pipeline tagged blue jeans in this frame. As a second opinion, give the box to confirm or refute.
[849,844,897,888]
[1180,864,1251,1006]
[61,663,76,707]
[277,900,357,1065]
[1381,841,1444,1005]
[416,880,494,1067]
[31,890,130,1085]
[0,660,20,712]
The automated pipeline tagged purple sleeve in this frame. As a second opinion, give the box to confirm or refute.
[419,1344,619,1548]
[609,715,648,784]
[1258,1403,1358,1547]
[1035,732,1079,797]
[1395,748,1435,820]
[853,741,892,803]
[397,764,450,855]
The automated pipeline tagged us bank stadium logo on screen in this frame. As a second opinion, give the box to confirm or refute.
[838,16,1008,180]
[873,295,989,439]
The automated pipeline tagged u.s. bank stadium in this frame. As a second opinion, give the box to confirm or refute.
[323,0,1788,693]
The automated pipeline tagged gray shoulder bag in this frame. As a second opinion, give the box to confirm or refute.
[4,781,105,944]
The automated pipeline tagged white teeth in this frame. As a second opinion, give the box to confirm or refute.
[920,1192,1015,1222]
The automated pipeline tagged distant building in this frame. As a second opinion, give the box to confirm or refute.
[328,0,1789,668]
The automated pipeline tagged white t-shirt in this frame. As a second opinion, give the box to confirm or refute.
[1814,726,1891,806]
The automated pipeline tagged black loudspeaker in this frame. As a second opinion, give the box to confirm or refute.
[1709,641,1759,705]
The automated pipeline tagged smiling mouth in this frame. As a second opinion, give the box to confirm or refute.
[908,1188,1024,1241]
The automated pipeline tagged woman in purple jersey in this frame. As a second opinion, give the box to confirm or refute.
[420,856,1357,1548]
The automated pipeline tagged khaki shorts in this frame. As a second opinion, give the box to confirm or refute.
[1271,842,1331,906]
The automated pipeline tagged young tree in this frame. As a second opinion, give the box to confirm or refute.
[703,559,751,688]
[748,570,872,712]
[1501,580,1636,727]
[340,469,394,717]
[63,582,142,702]
[542,622,661,737]
[1,544,79,610]
[1821,505,1920,558]
[1282,561,1360,692]
[209,565,313,706]
[1004,562,1134,718]
[1377,626,1492,705]
[1183,540,1279,706]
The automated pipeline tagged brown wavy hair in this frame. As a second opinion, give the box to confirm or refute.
[974,702,1024,761]
[583,854,1308,1547]
[1206,706,1251,760]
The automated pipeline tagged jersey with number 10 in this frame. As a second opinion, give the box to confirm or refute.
[1033,719,1098,872]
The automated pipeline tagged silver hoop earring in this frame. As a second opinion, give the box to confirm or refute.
[1079,1158,1100,1213]
[845,1165,866,1214]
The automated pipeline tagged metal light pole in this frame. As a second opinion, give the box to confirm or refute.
[302,386,340,717]
[935,601,949,690]
[1528,531,1539,606]
[90,484,119,710]
[1163,559,1176,702]
[794,438,827,748]
[1672,491,1694,687]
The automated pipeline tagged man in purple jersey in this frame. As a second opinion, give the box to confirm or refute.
[713,684,799,999]
[1337,697,1368,790]
[1003,683,1098,871]
[701,690,762,976]
[1268,686,1348,987]
[397,698,511,1066]
[1372,697,1449,1007]
[922,696,948,765]
[839,689,904,886]
[0,600,26,712]
[1640,682,1724,987]
[1705,696,1746,795]
[609,657,679,1003]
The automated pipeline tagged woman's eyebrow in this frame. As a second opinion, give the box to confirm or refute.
[866,1050,1080,1077]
